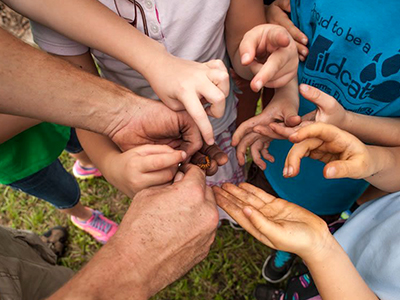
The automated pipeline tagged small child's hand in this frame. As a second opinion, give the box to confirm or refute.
[268,84,349,138]
[148,55,230,146]
[213,182,331,261]
[284,123,375,179]
[265,0,309,61]
[104,145,187,198]
[232,93,300,169]
[239,24,298,91]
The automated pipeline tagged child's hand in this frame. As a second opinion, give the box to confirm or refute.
[264,0,309,61]
[232,92,301,169]
[239,24,298,91]
[284,123,375,179]
[147,55,229,145]
[213,182,331,261]
[267,84,349,138]
[104,145,187,198]
[190,143,229,176]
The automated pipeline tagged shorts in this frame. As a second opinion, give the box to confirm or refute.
[0,226,73,300]
[8,128,82,209]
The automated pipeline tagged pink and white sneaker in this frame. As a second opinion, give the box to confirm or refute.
[72,160,102,179]
[71,209,118,244]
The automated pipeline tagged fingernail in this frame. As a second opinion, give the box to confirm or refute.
[301,49,308,57]
[288,166,294,176]
[241,53,250,64]
[207,138,215,145]
[326,167,336,178]
[300,84,309,92]
[290,132,298,139]
[254,80,263,92]
[181,151,187,160]
[301,38,308,45]
[283,167,288,177]
[243,207,253,217]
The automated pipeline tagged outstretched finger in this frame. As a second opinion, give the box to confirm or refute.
[250,48,293,91]
[284,138,323,177]
[251,139,268,170]
[288,123,342,144]
[238,182,278,204]
[232,115,263,146]
[181,91,215,145]
[214,187,272,246]
[236,132,260,166]
[221,183,266,209]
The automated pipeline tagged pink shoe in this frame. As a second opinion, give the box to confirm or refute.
[72,160,102,179]
[71,209,118,244]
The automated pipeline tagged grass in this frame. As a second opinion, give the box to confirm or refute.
[0,151,303,299]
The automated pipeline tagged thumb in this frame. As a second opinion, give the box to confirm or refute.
[323,160,365,179]
[282,106,301,127]
[299,84,328,110]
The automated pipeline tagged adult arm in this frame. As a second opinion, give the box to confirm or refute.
[0,29,203,155]
[48,165,219,300]
[214,183,378,300]
[3,0,229,145]
[0,28,133,138]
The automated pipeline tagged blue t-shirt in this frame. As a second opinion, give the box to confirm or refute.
[264,0,400,214]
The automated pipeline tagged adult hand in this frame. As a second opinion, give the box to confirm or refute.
[268,84,348,138]
[147,55,230,145]
[49,165,219,300]
[103,144,187,198]
[190,143,229,176]
[110,98,203,157]
[214,182,330,262]
[265,0,309,61]
[284,122,375,179]
[239,24,298,91]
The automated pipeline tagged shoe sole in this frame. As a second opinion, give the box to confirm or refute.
[262,255,294,283]
[72,168,100,180]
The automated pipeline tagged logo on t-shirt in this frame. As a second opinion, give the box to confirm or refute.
[302,34,400,113]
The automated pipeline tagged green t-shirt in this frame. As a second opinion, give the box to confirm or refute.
[0,123,71,184]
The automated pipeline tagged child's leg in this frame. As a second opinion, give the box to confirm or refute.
[65,128,102,179]
[8,159,117,243]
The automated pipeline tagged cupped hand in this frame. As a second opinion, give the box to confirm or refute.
[239,24,298,90]
[190,142,229,176]
[147,54,230,145]
[104,144,187,198]
[264,0,309,61]
[213,182,330,261]
[285,123,375,179]
[111,99,203,157]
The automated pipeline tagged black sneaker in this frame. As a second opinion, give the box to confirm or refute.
[253,284,284,300]
[262,250,297,283]
[40,226,68,257]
